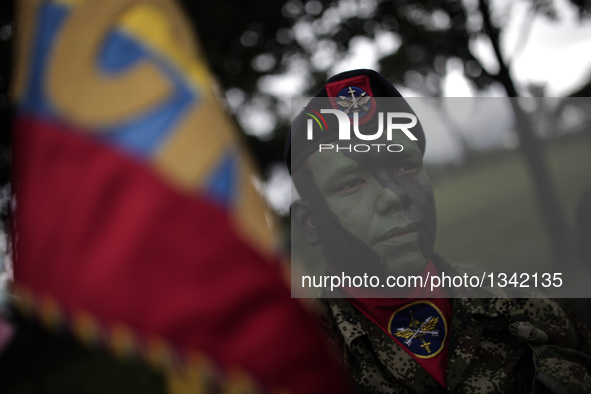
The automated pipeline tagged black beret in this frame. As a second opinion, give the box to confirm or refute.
[285,69,426,173]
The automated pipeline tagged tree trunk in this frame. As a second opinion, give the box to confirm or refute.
[479,0,572,264]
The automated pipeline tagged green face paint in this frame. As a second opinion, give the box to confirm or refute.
[306,134,436,277]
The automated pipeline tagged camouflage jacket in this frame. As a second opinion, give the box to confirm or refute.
[317,297,591,393]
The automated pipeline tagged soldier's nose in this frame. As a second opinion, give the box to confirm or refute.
[376,183,409,214]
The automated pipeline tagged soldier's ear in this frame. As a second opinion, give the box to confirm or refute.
[291,200,320,245]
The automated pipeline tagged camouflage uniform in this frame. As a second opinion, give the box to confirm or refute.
[317,296,591,393]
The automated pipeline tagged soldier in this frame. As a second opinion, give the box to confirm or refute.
[288,69,591,393]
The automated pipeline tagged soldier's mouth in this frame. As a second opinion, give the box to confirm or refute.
[378,225,421,243]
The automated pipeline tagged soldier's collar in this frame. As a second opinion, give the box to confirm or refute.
[327,298,367,347]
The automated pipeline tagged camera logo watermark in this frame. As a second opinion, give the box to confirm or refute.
[304,86,419,153]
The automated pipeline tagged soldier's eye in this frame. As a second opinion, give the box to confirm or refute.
[338,178,366,193]
[395,163,419,176]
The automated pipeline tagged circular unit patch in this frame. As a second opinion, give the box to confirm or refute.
[387,300,447,359]
[336,85,372,119]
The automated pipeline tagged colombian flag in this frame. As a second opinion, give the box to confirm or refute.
[9,0,349,392]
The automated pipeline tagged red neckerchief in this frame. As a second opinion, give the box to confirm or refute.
[347,261,451,387]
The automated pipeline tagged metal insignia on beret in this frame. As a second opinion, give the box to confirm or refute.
[388,301,447,359]
[336,86,371,118]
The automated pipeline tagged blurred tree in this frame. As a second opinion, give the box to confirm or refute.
[183,0,590,263]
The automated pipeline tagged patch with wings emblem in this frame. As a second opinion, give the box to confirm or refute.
[335,86,372,118]
[387,301,447,359]
[325,74,377,125]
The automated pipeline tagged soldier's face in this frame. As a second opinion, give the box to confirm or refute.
[305,134,436,276]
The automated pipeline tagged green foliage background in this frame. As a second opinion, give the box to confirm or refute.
[434,131,591,270]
